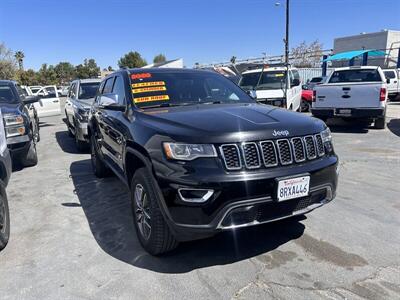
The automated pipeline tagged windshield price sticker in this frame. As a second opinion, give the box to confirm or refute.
[131,81,166,88]
[134,95,170,103]
[275,73,284,77]
[132,86,167,94]
[131,73,152,80]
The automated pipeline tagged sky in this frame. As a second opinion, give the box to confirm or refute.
[1,0,399,70]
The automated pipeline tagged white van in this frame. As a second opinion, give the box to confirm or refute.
[239,66,302,111]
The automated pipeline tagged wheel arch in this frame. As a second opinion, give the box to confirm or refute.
[124,142,153,188]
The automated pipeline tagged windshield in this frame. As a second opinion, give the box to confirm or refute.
[329,69,382,83]
[130,71,254,109]
[239,71,287,90]
[0,85,17,103]
[78,82,100,99]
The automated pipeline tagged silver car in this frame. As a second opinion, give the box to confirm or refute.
[65,78,101,151]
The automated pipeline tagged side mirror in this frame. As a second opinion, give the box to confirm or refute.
[99,93,125,111]
[291,78,300,87]
[22,95,40,105]
[246,90,257,99]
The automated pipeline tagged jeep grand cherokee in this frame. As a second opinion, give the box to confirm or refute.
[88,69,339,255]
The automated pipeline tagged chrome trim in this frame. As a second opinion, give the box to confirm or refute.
[303,135,317,160]
[276,139,293,165]
[290,137,306,163]
[314,134,325,157]
[217,185,333,230]
[6,134,30,144]
[259,140,278,167]
[241,142,261,169]
[219,144,242,170]
[178,188,214,203]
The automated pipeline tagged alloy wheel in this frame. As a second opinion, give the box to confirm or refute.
[134,184,151,240]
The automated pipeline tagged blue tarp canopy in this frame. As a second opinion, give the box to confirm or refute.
[323,49,386,62]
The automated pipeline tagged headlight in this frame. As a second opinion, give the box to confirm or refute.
[163,143,217,161]
[320,127,333,152]
[6,126,25,137]
[4,114,24,126]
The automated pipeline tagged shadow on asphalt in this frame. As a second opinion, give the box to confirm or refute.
[55,130,90,154]
[326,118,370,134]
[69,159,306,274]
[387,119,400,137]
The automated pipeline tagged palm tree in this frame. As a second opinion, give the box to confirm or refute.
[14,51,25,70]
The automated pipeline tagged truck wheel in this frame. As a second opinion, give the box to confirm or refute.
[375,115,386,129]
[90,134,111,178]
[21,141,38,167]
[300,100,310,112]
[0,185,10,250]
[131,168,178,255]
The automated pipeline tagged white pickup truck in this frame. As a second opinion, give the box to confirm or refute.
[312,66,388,129]
[383,68,399,100]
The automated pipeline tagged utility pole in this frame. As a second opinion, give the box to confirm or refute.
[285,0,289,66]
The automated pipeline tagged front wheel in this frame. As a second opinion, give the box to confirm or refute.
[90,134,111,178]
[131,168,178,255]
[0,186,10,250]
[21,141,38,167]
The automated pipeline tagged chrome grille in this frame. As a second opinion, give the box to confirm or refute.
[314,134,325,157]
[291,137,306,162]
[276,139,293,165]
[220,144,242,170]
[241,142,261,169]
[304,136,317,159]
[259,141,278,167]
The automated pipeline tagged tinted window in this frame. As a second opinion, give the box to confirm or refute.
[310,77,323,83]
[292,70,300,80]
[0,86,17,102]
[240,70,287,90]
[78,82,101,99]
[16,85,28,97]
[384,71,396,79]
[103,77,114,94]
[130,71,253,109]
[329,69,382,83]
[112,76,126,105]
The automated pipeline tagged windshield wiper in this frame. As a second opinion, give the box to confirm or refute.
[198,100,223,105]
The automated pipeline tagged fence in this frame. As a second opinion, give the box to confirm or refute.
[297,68,334,83]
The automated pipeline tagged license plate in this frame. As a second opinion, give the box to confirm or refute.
[277,176,310,202]
[336,109,351,115]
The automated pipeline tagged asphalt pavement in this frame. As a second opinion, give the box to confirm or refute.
[0,103,399,299]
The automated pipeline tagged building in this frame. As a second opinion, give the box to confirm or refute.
[333,30,400,67]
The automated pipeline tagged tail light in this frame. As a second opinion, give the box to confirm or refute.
[312,90,316,102]
[380,88,386,101]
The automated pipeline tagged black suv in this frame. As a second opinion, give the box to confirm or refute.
[88,69,339,255]
[0,81,40,167]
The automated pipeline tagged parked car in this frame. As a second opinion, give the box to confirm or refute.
[312,66,388,129]
[382,69,399,100]
[300,85,313,112]
[0,80,40,167]
[33,85,61,117]
[65,78,101,151]
[239,66,302,111]
[88,68,339,255]
[306,76,327,90]
[0,109,12,251]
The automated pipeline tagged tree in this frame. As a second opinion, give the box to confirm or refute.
[118,51,147,68]
[107,66,114,71]
[75,58,100,79]
[18,69,38,86]
[153,54,166,64]
[14,51,25,70]
[0,42,18,80]
[291,40,323,68]
[54,62,76,84]
[37,63,57,85]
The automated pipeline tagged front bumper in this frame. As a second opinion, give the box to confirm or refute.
[74,119,89,142]
[311,107,385,119]
[155,156,338,242]
[257,98,286,107]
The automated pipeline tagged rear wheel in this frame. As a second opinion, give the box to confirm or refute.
[90,134,111,178]
[0,186,10,250]
[375,115,386,129]
[300,99,311,112]
[131,168,178,255]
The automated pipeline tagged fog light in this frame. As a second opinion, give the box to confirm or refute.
[177,188,214,203]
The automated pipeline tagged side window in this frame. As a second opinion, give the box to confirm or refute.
[68,83,76,98]
[289,71,294,86]
[112,76,126,105]
[102,77,114,94]
[16,85,27,98]
[292,70,300,81]
[44,86,57,97]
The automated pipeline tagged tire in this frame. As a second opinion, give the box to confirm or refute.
[65,112,74,137]
[131,168,178,255]
[0,186,10,250]
[300,99,311,112]
[21,141,38,167]
[375,115,386,129]
[34,122,40,143]
[90,134,111,178]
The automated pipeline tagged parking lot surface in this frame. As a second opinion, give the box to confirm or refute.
[0,103,399,300]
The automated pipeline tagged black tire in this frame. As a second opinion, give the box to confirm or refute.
[0,186,10,250]
[90,134,111,178]
[65,112,74,137]
[21,141,38,167]
[300,99,311,112]
[375,115,386,129]
[131,168,178,255]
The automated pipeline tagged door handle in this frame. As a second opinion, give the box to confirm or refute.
[342,87,351,91]
[53,100,59,103]
[394,81,398,83]
[342,95,351,99]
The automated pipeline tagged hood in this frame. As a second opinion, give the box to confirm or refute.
[0,102,23,115]
[138,103,325,143]
[255,89,285,99]
[76,98,94,109]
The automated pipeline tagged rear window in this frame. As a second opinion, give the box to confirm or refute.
[329,69,382,83]
[310,77,323,83]
[0,85,17,102]
[384,71,396,79]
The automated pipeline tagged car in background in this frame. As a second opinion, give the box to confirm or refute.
[306,76,327,90]
[312,66,388,129]
[239,65,302,111]
[33,85,61,117]
[29,86,42,95]
[0,109,12,250]
[300,84,313,112]
[65,78,101,151]
[382,69,399,100]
